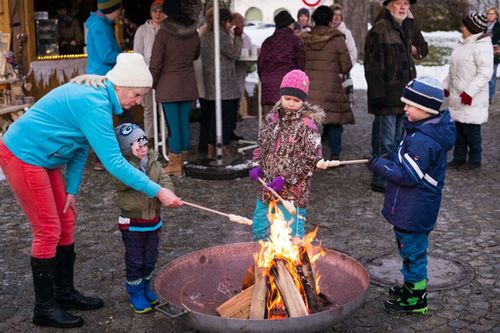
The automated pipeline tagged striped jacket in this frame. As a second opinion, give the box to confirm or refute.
[368,110,456,233]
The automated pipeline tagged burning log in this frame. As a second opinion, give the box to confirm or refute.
[249,266,267,319]
[298,247,323,313]
[216,285,254,319]
[270,260,308,318]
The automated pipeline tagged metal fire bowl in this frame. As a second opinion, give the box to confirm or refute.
[154,242,369,333]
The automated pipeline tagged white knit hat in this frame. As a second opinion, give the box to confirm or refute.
[105,53,153,88]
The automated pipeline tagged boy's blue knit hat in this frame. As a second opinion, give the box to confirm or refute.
[400,76,444,115]
[114,123,147,156]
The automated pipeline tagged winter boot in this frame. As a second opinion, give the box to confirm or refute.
[181,151,189,166]
[31,257,83,328]
[207,144,215,159]
[143,276,159,305]
[54,244,104,310]
[384,280,428,315]
[164,153,182,176]
[388,284,404,299]
[126,280,153,314]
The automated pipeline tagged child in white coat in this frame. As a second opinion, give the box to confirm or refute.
[444,13,492,170]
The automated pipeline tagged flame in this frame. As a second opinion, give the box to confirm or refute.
[254,200,324,318]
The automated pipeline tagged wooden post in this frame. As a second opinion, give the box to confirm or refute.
[249,266,267,319]
[271,260,308,318]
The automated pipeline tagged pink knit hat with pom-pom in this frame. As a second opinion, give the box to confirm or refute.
[280,70,310,101]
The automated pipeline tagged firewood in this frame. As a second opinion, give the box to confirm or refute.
[216,285,254,319]
[250,266,267,319]
[299,248,323,310]
[271,260,308,318]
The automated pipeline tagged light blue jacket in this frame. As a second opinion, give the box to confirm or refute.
[3,81,160,197]
[85,10,121,75]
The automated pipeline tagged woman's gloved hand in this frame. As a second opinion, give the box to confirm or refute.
[70,74,107,88]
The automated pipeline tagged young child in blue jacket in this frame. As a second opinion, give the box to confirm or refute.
[367,77,456,315]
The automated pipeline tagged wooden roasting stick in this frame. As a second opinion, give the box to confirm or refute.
[182,201,253,225]
[257,177,296,215]
[316,158,369,169]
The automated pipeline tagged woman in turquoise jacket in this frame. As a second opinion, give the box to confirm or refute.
[85,0,122,75]
[0,53,182,328]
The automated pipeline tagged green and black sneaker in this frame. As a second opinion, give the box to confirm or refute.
[384,280,428,315]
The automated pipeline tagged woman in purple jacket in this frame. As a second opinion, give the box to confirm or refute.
[257,10,305,113]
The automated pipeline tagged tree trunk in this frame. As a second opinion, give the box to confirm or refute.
[337,0,370,60]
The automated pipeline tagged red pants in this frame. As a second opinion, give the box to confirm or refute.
[0,142,75,258]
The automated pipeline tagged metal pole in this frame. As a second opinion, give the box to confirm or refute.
[213,0,223,165]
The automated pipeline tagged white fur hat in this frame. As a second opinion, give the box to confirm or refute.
[105,53,153,88]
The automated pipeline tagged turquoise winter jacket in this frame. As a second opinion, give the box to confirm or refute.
[85,10,121,75]
[2,80,160,197]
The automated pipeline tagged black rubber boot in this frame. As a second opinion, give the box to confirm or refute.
[54,244,104,310]
[31,257,83,328]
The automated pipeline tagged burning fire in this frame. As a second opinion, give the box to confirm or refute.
[253,200,325,318]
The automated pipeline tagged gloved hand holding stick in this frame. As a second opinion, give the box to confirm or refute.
[257,177,296,215]
[316,158,369,169]
[182,200,253,225]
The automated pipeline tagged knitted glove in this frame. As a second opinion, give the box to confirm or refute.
[70,74,106,88]
[266,176,285,193]
[460,92,472,106]
[249,167,263,182]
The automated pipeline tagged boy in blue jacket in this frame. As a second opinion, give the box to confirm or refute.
[367,77,456,315]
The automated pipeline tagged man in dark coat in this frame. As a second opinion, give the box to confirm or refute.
[364,0,428,192]
[257,10,305,114]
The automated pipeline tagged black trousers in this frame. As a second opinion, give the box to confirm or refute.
[453,122,482,164]
[207,99,239,145]
[198,98,211,153]
[121,229,160,281]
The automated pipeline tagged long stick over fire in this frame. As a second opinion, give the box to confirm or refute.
[257,177,296,215]
[182,200,253,225]
[316,158,369,169]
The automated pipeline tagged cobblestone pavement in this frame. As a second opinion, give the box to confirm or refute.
[0,90,499,333]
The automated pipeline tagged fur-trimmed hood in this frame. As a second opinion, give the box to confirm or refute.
[301,25,345,50]
[272,100,325,124]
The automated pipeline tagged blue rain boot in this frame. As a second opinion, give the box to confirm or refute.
[125,280,152,314]
[143,277,159,305]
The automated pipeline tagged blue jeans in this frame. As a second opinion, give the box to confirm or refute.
[162,101,192,154]
[252,198,306,241]
[394,227,429,284]
[371,114,404,188]
[325,124,343,157]
[454,122,482,164]
[489,63,498,102]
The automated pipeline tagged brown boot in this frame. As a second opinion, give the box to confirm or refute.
[181,151,189,165]
[208,144,215,159]
[164,154,182,176]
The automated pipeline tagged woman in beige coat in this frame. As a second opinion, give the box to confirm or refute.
[302,6,353,159]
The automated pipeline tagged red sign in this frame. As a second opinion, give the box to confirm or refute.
[302,0,321,6]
